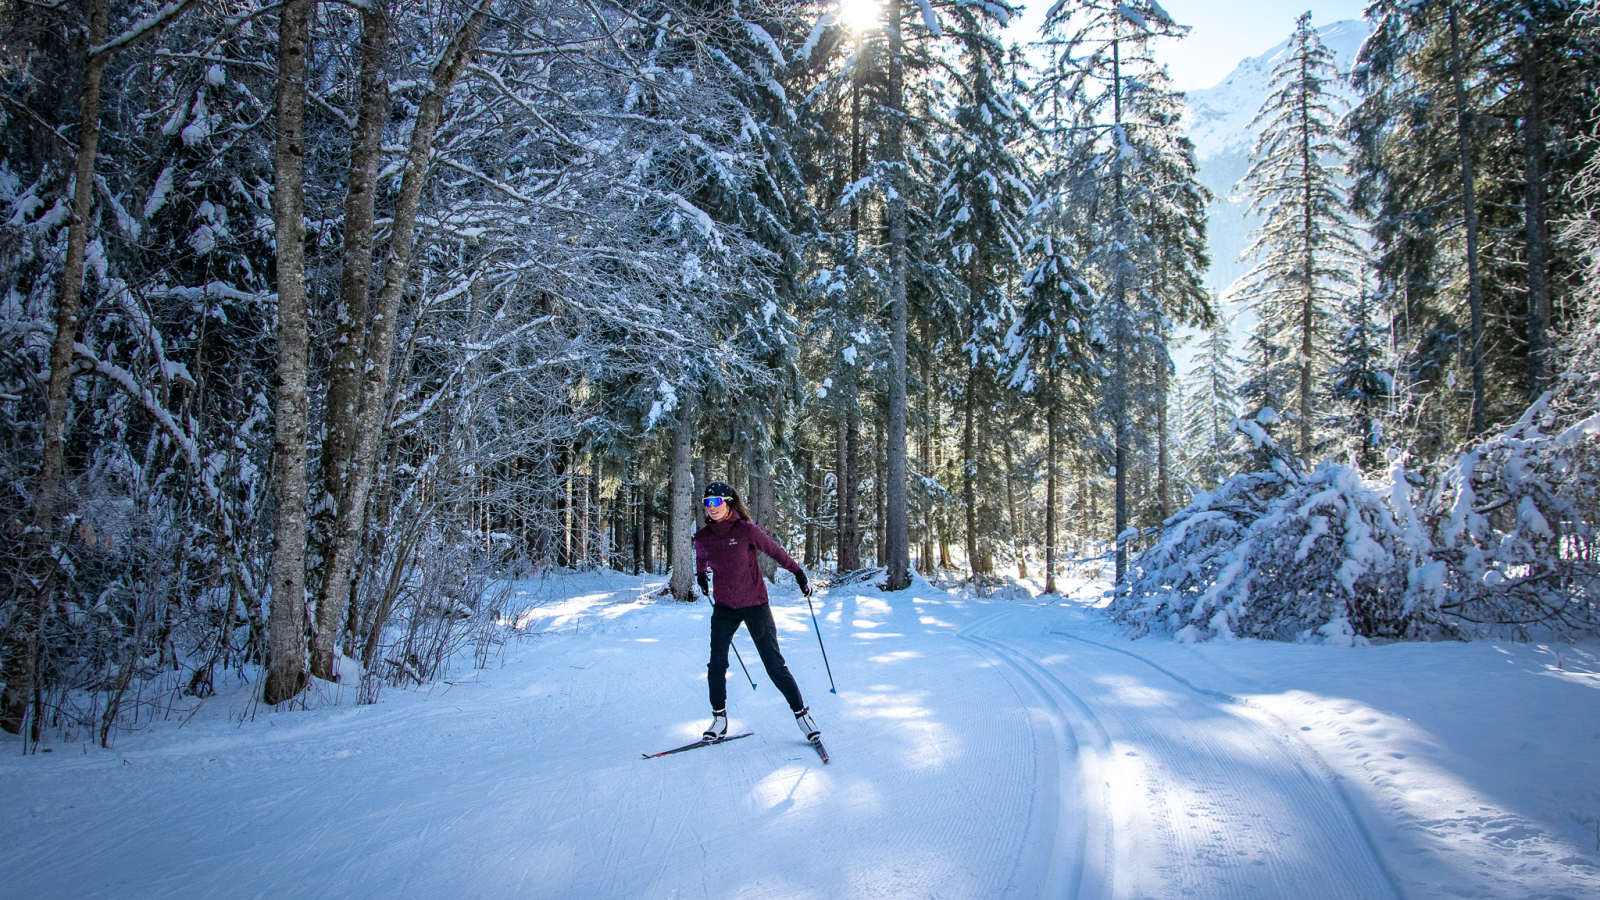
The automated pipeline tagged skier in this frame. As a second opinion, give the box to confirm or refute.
[694,481,821,746]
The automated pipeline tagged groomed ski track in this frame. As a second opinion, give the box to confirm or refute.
[5,569,1592,899]
[960,607,1399,900]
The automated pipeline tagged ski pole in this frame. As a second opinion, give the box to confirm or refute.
[733,642,756,691]
[708,594,757,690]
[804,588,837,694]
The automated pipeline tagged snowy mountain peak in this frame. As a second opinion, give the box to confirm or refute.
[1184,19,1372,161]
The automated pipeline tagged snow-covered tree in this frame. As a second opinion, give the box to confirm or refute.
[1230,11,1364,469]
[1350,0,1598,450]
[1037,0,1211,583]
[1326,282,1393,471]
[935,0,1028,577]
[1179,322,1243,493]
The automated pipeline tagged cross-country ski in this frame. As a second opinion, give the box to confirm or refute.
[643,732,754,759]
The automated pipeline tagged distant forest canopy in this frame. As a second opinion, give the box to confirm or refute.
[0,0,1597,732]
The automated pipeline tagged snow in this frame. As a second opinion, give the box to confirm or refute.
[143,166,175,220]
[744,22,784,66]
[3,569,1597,899]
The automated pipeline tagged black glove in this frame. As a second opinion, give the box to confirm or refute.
[795,569,811,597]
[697,572,710,598]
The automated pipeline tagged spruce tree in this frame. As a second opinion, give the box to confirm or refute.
[1231,12,1364,468]
[1327,283,1393,471]
[1180,323,1243,493]
[1037,0,1211,583]
[936,0,1028,577]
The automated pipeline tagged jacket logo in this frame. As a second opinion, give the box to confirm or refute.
[728,539,738,545]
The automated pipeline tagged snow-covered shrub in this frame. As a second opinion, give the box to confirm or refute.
[1110,461,1427,643]
[1111,396,1600,643]
[1421,399,1600,633]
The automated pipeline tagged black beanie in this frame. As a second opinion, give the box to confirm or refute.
[704,481,734,499]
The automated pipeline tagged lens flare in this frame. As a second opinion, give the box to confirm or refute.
[837,0,881,33]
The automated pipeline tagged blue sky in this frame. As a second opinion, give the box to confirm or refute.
[1005,0,1371,91]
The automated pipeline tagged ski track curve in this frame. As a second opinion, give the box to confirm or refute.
[970,605,1403,900]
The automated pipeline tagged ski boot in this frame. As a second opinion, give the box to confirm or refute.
[703,709,728,742]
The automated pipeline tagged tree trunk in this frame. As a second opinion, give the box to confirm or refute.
[559,445,572,567]
[1448,4,1487,437]
[919,345,935,573]
[1298,39,1317,465]
[1004,434,1026,579]
[882,0,911,591]
[874,419,886,567]
[662,464,671,575]
[1522,30,1550,402]
[1110,36,1130,585]
[669,417,696,600]
[1157,355,1171,521]
[642,472,655,575]
[1082,461,1093,558]
[310,0,389,660]
[1044,383,1058,595]
[263,0,314,706]
[962,363,978,577]
[582,445,595,563]
[750,467,777,581]
[1,0,114,733]
[803,448,818,567]
[835,402,860,571]
[307,1,489,680]
[631,459,643,576]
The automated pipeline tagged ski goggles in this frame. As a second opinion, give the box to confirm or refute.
[703,496,731,508]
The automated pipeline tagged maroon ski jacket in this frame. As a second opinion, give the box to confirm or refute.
[694,515,801,609]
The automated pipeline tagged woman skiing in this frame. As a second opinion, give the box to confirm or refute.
[693,481,821,745]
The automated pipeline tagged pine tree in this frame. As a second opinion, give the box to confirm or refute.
[1037,0,1211,583]
[935,0,1028,577]
[1180,322,1243,493]
[1230,12,1364,468]
[1327,283,1393,472]
[1350,0,1599,450]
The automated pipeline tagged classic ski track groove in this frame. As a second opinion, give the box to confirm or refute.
[959,613,1112,900]
[1045,628,1409,900]
[975,606,1402,900]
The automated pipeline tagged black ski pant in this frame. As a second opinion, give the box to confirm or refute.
[708,601,805,714]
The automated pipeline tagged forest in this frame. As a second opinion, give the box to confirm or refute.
[1,0,1597,744]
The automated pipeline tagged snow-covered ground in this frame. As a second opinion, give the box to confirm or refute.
[4,569,1599,899]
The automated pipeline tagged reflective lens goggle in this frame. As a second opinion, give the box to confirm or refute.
[703,496,730,508]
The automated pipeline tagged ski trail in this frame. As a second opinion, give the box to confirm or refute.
[978,606,1402,900]
[959,622,1114,900]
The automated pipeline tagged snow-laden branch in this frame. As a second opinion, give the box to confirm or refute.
[71,342,262,617]
[91,0,202,59]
